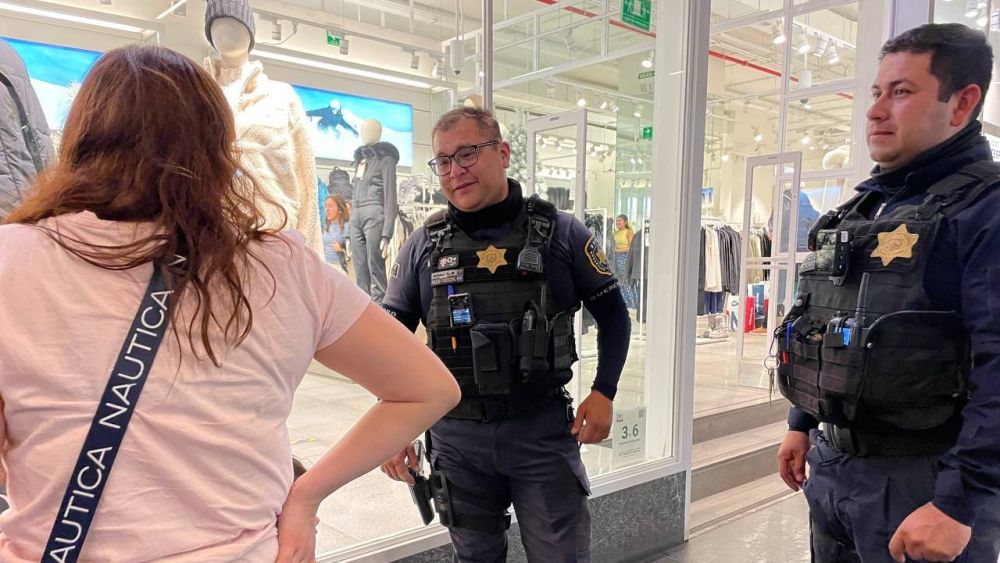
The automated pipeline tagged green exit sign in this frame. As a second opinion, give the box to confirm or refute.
[642,126,653,140]
[326,32,342,47]
[638,70,655,80]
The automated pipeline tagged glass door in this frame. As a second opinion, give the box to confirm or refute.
[525,110,588,402]
[735,153,802,388]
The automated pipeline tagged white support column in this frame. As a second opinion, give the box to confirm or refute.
[648,0,711,539]
[890,0,932,36]
[483,0,494,110]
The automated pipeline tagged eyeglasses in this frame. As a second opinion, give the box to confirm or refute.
[428,140,501,176]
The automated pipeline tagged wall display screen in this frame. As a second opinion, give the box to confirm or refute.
[293,85,414,167]
[3,37,101,131]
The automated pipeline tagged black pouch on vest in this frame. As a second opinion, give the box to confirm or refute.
[470,323,514,394]
[517,315,552,384]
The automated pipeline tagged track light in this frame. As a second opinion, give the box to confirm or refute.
[753,128,763,143]
[800,134,810,145]
[610,102,619,113]
[772,23,786,45]
[633,103,643,119]
[816,38,830,58]
[271,19,282,41]
[599,97,609,110]
[576,90,587,107]
[339,38,350,55]
[409,51,420,70]
[641,51,654,69]
[797,35,812,55]
[721,153,730,162]
[827,45,840,65]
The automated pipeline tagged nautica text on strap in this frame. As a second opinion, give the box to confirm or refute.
[44,266,174,563]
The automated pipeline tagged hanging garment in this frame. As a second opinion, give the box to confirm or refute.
[206,59,323,256]
[0,38,54,221]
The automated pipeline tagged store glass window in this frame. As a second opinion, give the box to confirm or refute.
[711,0,784,24]
[789,4,860,87]
[783,91,855,172]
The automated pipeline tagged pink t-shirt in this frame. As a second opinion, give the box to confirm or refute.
[0,212,370,562]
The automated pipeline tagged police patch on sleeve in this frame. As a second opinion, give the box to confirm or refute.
[391,262,400,279]
[584,236,612,276]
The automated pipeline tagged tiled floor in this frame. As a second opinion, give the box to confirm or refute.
[295,318,771,555]
[653,494,811,563]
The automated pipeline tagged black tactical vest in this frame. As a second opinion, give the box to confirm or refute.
[424,196,579,419]
[777,161,1000,431]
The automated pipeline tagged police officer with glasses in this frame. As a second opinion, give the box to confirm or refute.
[379,107,631,562]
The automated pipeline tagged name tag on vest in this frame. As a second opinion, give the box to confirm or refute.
[431,268,464,287]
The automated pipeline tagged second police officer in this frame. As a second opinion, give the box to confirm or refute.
[380,107,631,562]
[775,23,1000,563]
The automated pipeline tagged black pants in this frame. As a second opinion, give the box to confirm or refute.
[350,204,388,304]
[806,430,1000,562]
[430,398,592,562]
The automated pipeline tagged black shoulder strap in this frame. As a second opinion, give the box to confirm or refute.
[807,191,866,251]
[43,263,175,563]
[919,160,1000,219]
[0,68,44,173]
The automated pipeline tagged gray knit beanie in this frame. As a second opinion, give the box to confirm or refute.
[204,0,256,51]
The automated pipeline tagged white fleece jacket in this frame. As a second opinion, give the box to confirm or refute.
[207,59,324,256]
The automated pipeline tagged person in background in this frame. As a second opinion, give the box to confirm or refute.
[323,193,351,273]
[0,44,458,562]
[613,214,637,308]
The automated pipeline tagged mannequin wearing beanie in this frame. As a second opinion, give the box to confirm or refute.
[204,0,324,256]
[350,119,398,303]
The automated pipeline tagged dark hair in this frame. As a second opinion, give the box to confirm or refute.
[880,23,993,119]
[8,44,281,366]
[325,194,349,227]
[432,107,502,144]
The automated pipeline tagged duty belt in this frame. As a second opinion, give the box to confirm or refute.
[821,422,956,457]
[446,387,566,422]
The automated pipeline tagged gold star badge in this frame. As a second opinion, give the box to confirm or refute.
[871,223,920,266]
[476,245,508,274]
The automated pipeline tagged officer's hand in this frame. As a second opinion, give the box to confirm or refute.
[888,502,971,562]
[379,444,419,485]
[776,430,810,492]
[572,391,612,444]
[379,238,391,259]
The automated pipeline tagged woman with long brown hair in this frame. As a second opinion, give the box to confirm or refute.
[0,45,457,562]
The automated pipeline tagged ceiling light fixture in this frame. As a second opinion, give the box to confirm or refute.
[633,103,643,119]
[641,50,654,69]
[827,45,840,65]
[966,0,980,17]
[797,35,812,55]
[721,153,730,162]
[599,97,609,110]
[753,129,764,143]
[800,134,810,145]
[576,90,587,108]
[0,1,147,32]
[271,19,282,41]
[772,23,786,45]
[977,12,988,27]
[254,48,433,88]
[409,51,420,70]
[339,39,350,55]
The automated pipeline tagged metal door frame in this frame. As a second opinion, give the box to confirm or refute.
[525,109,588,402]
[526,109,588,220]
[735,152,802,382]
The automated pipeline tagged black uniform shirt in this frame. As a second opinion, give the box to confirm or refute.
[383,179,630,399]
